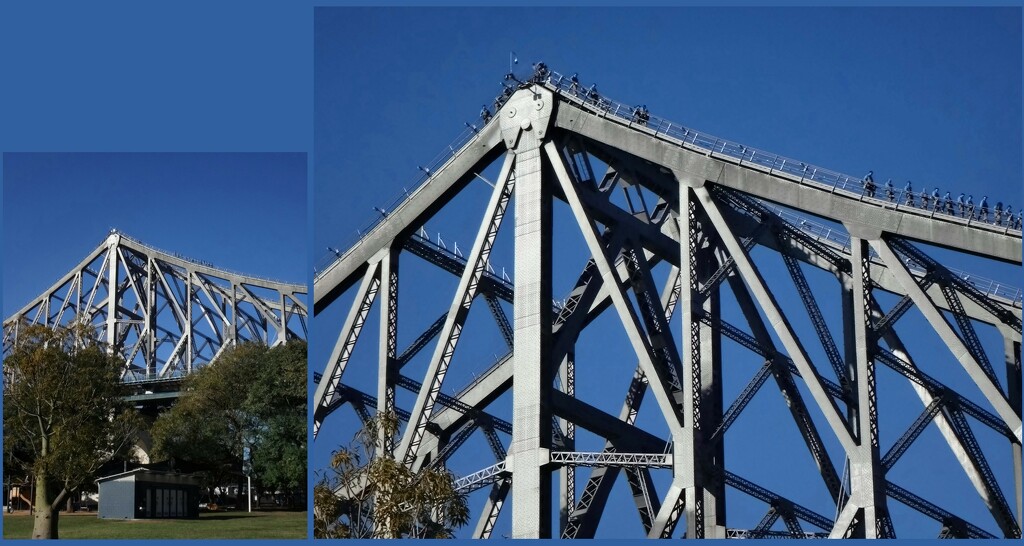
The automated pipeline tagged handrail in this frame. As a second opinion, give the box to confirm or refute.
[541,70,1022,240]
[314,124,487,280]
[117,231,303,288]
[763,205,1022,306]
[315,67,1021,306]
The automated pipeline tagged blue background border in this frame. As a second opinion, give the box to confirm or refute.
[1,1,1019,545]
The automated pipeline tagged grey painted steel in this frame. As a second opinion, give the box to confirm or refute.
[314,81,1022,538]
[314,122,504,312]
[726,273,844,503]
[508,92,555,538]
[546,76,1021,264]
[4,232,306,383]
[873,239,1021,443]
[377,246,399,456]
[847,236,893,538]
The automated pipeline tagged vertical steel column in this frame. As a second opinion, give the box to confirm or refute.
[510,120,553,538]
[848,236,890,538]
[1004,331,1023,526]
[105,238,119,350]
[229,283,238,344]
[186,272,193,373]
[558,351,576,534]
[146,257,157,375]
[377,246,399,456]
[698,244,726,537]
[678,184,705,538]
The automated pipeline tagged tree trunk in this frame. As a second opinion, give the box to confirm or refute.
[31,473,58,539]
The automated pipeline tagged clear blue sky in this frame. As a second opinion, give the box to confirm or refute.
[314,7,1022,539]
[3,153,307,318]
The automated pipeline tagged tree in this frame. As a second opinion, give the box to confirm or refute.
[3,323,141,539]
[246,341,306,503]
[151,341,307,507]
[313,412,470,538]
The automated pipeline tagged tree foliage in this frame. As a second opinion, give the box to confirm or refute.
[3,323,141,538]
[246,341,307,493]
[150,341,307,505]
[313,412,470,538]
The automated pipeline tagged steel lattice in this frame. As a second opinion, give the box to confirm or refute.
[314,70,1022,538]
[4,231,307,385]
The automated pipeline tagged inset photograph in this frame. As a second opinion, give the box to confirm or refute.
[311,7,1021,540]
[3,153,308,539]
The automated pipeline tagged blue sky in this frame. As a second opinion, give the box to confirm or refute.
[3,153,307,317]
[314,7,1022,539]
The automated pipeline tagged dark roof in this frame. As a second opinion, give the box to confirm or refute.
[95,468,201,484]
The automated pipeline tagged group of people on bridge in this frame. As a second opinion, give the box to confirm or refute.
[862,171,1021,229]
[478,65,1021,233]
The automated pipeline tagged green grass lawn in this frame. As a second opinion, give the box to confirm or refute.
[3,510,307,539]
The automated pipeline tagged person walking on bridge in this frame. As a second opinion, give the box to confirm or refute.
[862,171,876,197]
[943,192,953,215]
[994,201,1003,225]
[979,196,989,222]
[903,181,915,206]
[532,61,549,83]
[930,188,940,211]
[885,179,895,202]
[966,195,975,218]
[957,193,966,217]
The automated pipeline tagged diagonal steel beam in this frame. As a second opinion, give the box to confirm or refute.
[313,261,381,438]
[726,272,844,504]
[874,315,1019,537]
[564,267,681,538]
[473,479,510,539]
[872,238,1021,443]
[944,403,1020,537]
[880,396,945,471]
[782,253,848,390]
[697,184,855,453]
[549,142,684,432]
[397,152,516,466]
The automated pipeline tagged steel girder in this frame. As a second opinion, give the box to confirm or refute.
[314,81,1022,538]
[4,232,307,382]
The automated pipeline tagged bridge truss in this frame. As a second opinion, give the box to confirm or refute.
[313,72,1022,538]
[4,232,307,384]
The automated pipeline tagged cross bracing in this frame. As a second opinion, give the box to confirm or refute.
[4,231,307,383]
[314,69,1022,538]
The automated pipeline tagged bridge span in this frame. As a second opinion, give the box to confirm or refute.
[314,69,1021,539]
[4,231,307,384]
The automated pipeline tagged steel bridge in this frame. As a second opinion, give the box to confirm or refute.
[3,231,308,393]
[313,69,1022,538]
